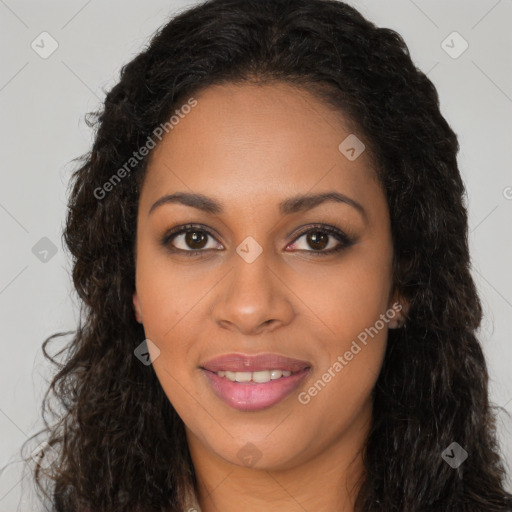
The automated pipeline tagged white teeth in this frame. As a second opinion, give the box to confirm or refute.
[253,370,271,383]
[235,372,252,382]
[216,369,293,383]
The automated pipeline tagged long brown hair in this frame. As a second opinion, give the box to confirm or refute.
[16,0,512,510]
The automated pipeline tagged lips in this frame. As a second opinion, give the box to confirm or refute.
[200,353,311,373]
[202,367,311,411]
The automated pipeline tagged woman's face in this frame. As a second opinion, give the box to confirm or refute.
[132,82,402,471]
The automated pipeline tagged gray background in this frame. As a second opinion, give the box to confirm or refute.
[1,0,511,509]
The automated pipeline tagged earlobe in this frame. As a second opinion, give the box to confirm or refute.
[132,292,143,323]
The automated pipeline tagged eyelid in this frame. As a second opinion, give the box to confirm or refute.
[290,223,352,243]
[161,223,224,251]
[161,222,355,255]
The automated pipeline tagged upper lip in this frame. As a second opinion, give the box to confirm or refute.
[201,353,311,373]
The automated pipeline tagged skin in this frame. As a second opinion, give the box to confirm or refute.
[132,81,407,512]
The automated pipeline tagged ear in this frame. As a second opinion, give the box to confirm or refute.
[133,291,143,323]
[387,290,409,329]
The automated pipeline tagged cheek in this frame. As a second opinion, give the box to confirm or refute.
[296,267,390,436]
[135,243,205,341]
[134,258,201,411]
[288,244,392,405]
[297,339,384,451]
[301,275,389,401]
[290,245,393,342]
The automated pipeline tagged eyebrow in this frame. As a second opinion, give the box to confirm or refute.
[148,191,367,221]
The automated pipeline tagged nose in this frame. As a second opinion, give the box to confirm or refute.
[210,247,295,336]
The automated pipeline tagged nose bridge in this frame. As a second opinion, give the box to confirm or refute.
[232,238,273,302]
[211,237,294,334]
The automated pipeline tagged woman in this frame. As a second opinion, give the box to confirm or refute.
[21,0,512,510]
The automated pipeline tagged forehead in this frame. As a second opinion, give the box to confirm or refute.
[140,81,382,214]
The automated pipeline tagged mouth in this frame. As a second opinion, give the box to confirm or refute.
[200,352,312,411]
[212,367,303,383]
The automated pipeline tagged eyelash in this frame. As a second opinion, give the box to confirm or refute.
[160,223,355,257]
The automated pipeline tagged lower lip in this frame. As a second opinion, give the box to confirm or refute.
[201,368,311,412]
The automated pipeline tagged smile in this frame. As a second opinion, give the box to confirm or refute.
[201,367,311,411]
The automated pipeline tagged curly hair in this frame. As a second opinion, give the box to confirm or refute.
[16,0,511,510]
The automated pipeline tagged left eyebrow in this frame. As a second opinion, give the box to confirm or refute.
[148,191,367,222]
[279,191,366,222]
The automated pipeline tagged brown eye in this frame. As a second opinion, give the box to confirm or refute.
[305,231,329,251]
[161,223,354,257]
[162,225,222,254]
[288,225,355,255]
[184,230,208,250]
